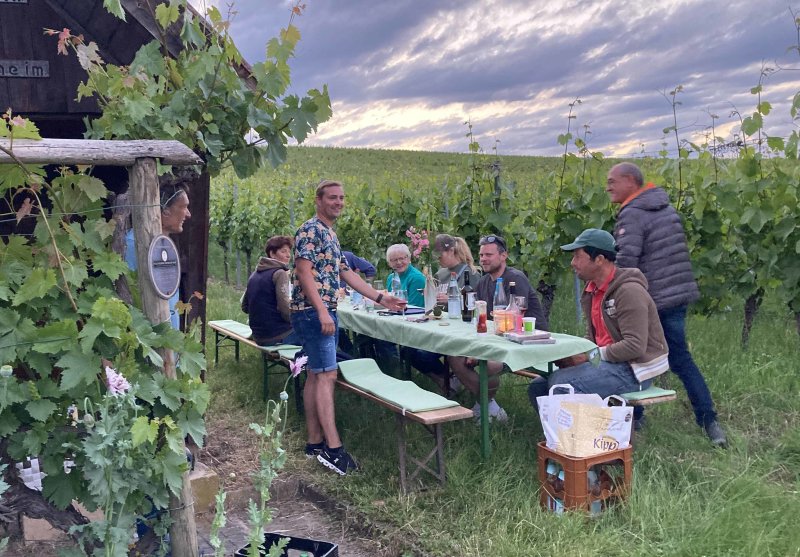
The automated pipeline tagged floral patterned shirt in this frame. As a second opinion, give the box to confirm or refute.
[291,216,350,310]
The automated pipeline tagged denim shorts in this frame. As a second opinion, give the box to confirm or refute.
[290,307,339,373]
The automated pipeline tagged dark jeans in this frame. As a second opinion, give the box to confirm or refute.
[406,349,448,377]
[659,305,716,426]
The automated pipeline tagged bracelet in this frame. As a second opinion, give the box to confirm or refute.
[375,293,384,304]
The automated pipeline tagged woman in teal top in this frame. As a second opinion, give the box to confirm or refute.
[385,244,426,307]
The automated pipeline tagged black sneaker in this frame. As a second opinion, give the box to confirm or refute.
[704,420,728,448]
[304,442,324,459]
[317,447,359,476]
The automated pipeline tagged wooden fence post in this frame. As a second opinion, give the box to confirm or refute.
[130,157,199,557]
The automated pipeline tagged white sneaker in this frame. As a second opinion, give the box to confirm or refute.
[448,375,463,393]
[488,399,509,423]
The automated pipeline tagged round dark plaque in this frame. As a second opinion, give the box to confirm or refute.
[147,235,181,299]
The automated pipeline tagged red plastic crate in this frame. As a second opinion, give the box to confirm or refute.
[537,441,632,513]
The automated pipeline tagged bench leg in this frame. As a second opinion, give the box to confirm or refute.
[396,414,408,493]
[435,423,445,484]
[214,330,220,366]
[395,417,448,493]
[262,353,270,401]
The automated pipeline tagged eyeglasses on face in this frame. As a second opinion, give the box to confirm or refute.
[389,255,409,263]
[479,234,506,250]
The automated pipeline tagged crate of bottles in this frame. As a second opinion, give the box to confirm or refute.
[537,441,632,514]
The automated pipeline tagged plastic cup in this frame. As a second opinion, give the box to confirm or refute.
[523,317,536,332]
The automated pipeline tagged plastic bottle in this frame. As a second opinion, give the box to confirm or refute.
[391,272,402,295]
[492,277,507,314]
[447,272,461,319]
[366,279,379,312]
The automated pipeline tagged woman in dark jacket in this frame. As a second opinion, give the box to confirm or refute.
[241,235,301,346]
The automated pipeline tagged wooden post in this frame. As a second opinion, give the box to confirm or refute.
[130,157,199,557]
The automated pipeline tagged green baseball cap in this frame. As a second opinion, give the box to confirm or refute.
[561,228,616,252]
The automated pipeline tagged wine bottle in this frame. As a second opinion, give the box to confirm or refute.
[460,272,475,322]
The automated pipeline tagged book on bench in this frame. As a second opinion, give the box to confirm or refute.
[504,331,555,344]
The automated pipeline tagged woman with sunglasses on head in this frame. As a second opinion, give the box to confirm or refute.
[433,234,482,291]
[402,234,482,394]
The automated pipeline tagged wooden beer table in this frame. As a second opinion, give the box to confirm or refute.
[336,301,595,459]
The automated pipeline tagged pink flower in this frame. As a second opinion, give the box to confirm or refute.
[290,355,308,377]
[105,366,131,395]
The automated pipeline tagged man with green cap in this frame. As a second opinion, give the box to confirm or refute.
[528,228,669,405]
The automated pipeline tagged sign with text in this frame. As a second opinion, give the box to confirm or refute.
[0,60,49,78]
[148,235,181,300]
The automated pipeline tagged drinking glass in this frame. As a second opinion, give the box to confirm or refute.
[396,288,408,318]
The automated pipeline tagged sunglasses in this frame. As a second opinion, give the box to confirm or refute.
[479,234,507,251]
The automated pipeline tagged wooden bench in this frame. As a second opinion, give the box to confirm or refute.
[513,370,677,407]
[620,385,677,406]
[208,320,302,410]
[335,377,473,493]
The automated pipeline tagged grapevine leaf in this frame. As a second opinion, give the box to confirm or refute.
[741,114,762,136]
[76,175,108,202]
[155,2,181,30]
[180,12,206,48]
[0,308,37,363]
[42,470,84,510]
[766,136,784,151]
[26,399,57,422]
[158,448,188,495]
[103,0,126,20]
[164,426,184,455]
[158,378,184,411]
[20,424,49,459]
[32,321,79,354]
[91,251,129,280]
[12,268,57,306]
[757,101,771,116]
[0,411,20,436]
[76,43,103,71]
[8,118,41,140]
[131,416,158,447]
[56,350,100,391]
[177,407,206,447]
[0,381,26,409]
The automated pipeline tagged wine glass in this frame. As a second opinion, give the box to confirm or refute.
[396,288,408,318]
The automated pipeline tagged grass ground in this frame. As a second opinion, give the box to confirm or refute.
[204,278,800,557]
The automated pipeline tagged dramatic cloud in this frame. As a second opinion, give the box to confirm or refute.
[194,0,800,156]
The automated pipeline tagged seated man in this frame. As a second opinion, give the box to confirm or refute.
[449,234,547,421]
[528,229,668,410]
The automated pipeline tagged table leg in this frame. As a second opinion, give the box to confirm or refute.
[479,360,490,460]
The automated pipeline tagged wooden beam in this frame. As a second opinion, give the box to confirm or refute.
[0,139,202,166]
[129,157,199,557]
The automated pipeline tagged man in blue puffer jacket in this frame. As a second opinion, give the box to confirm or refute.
[606,162,727,447]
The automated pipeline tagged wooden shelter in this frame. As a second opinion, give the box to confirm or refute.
[0,0,212,335]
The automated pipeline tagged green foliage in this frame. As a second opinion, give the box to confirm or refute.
[0,118,208,555]
[62,2,331,177]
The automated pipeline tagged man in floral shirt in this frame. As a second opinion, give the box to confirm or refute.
[291,180,405,475]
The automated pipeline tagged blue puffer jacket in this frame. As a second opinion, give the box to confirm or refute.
[613,186,699,310]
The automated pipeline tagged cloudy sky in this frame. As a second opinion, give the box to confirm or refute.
[192,0,799,157]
